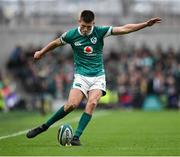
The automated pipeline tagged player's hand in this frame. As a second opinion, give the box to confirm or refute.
[146,17,162,26]
[34,51,43,60]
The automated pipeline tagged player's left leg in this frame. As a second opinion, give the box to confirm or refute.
[71,89,102,146]
[26,89,84,139]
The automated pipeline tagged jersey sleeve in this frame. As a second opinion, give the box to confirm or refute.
[60,30,72,45]
[97,26,113,38]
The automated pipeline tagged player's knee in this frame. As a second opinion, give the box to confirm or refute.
[88,99,98,108]
[64,103,78,112]
[85,99,98,114]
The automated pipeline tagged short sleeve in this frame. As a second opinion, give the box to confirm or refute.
[60,30,72,45]
[98,26,113,38]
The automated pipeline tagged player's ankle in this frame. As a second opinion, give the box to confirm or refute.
[73,136,80,140]
[42,124,49,130]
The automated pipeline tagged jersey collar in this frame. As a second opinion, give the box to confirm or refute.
[78,26,94,36]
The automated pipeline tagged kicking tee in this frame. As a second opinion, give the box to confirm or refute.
[60,26,112,77]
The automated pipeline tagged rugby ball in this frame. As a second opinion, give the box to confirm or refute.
[57,124,73,146]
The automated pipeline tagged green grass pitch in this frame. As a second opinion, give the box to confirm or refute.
[0,109,180,156]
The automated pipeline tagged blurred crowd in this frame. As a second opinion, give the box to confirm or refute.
[0,68,25,112]
[4,43,74,113]
[105,45,180,109]
[1,42,179,112]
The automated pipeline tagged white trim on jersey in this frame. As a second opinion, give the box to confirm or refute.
[78,27,83,36]
[60,32,67,45]
[78,26,94,36]
[104,26,113,38]
[60,38,67,45]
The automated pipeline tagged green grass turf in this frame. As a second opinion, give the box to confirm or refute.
[0,109,180,156]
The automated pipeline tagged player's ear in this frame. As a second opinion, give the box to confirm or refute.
[91,20,95,26]
[78,19,82,24]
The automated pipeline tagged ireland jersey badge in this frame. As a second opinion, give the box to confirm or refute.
[90,37,97,44]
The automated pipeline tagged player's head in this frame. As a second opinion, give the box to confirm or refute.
[79,10,95,35]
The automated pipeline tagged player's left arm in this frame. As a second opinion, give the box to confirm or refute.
[112,17,161,35]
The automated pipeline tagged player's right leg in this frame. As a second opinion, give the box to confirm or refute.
[71,89,102,146]
[26,89,84,138]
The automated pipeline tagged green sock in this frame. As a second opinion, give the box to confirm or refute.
[45,106,69,128]
[74,112,92,138]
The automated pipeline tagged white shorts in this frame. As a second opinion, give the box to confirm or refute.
[72,74,106,98]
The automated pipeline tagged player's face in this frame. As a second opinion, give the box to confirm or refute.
[79,20,94,35]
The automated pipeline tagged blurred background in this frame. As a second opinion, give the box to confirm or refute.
[0,0,179,114]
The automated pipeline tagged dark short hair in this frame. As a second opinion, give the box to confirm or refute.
[80,10,95,23]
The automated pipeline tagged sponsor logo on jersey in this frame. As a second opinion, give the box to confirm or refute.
[74,41,82,46]
[84,46,93,54]
[90,37,97,44]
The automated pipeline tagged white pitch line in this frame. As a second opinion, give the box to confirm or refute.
[0,130,29,140]
[0,111,109,141]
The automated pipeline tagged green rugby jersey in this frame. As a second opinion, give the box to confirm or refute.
[60,26,112,77]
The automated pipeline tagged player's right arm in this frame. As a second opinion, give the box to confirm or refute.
[34,38,63,60]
